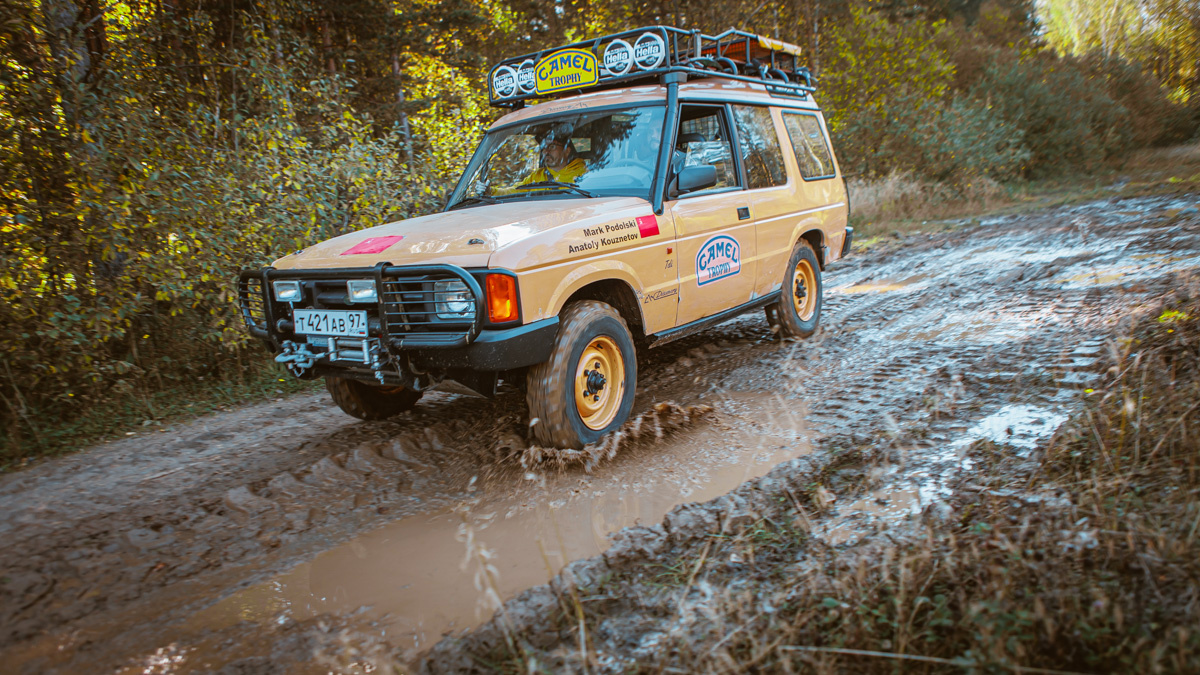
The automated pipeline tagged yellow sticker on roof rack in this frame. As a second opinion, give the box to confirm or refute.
[535,49,599,94]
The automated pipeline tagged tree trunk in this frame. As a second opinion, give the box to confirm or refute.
[323,16,336,76]
[392,53,415,164]
[810,0,820,76]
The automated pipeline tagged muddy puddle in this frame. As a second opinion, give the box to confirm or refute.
[88,393,811,673]
[835,273,931,294]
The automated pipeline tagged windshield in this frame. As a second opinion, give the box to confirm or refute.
[448,105,666,209]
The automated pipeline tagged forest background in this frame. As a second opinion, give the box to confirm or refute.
[1,0,1197,464]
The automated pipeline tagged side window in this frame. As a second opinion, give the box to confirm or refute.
[782,113,836,180]
[676,105,738,190]
[731,105,787,189]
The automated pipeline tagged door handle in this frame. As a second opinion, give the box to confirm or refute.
[737,206,750,220]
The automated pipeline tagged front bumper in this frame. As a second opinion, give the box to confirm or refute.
[238,263,557,386]
[409,317,560,371]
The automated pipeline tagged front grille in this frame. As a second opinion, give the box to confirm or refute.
[381,274,478,337]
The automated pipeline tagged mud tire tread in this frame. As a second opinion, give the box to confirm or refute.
[325,376,422,420]
[768,239,823,339]
[527,300,636,449]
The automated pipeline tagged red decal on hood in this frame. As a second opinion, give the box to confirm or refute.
[636,215,660,237]
[341,236,404,255]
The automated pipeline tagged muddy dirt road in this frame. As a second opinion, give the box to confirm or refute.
[3,193,1199,673]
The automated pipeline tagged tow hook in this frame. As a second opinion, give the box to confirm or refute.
[368,342,388,383]
[275,340,318,377]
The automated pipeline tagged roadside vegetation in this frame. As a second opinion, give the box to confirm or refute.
[0,362,319,472]
[849,139,1200,243]
[433,278,1200,673]
[2,0,1198,466]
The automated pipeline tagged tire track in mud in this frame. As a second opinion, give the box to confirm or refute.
[0,306,787,665]
[0,381,545,648]
[2,194,1199,673]
[422,195,1200,671]
[751,196,1198,540]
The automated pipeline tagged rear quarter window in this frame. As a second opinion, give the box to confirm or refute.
[731,105,787,189]
[782,113,836,180]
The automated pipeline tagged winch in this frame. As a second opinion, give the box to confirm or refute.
[275,337,388,381]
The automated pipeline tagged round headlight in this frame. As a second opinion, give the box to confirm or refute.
[434,280,474,319]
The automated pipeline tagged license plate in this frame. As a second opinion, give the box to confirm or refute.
[293,309,368,337]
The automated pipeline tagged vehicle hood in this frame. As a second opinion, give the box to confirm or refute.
[271,197,646,270]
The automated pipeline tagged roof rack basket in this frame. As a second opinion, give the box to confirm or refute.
[488,26,815,108]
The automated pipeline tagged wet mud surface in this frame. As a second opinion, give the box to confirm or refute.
[2,193,1199,673]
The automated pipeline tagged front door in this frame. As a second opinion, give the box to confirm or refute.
[667,104,757,326]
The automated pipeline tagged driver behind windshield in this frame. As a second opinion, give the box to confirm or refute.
[520,132,587,186]
[491,132,587,196]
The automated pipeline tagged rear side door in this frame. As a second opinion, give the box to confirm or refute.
[779,110,850,262]
[667,104,757,327]
[729,105,795,298]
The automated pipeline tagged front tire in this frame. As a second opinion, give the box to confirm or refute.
[527,300,637,449]
[767,239,823,339]
[325,376,422,420]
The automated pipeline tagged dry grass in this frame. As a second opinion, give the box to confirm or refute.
[1119,140,1200,185]
[451,278,1200,674]
[849,141,1200,244]
[847,171,1007,237]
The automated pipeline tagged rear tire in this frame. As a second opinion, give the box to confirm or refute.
[325,376,422,420]
[527,300,637,449]
[766,239,823,339]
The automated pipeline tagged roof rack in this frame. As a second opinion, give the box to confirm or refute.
[488,26,815,108]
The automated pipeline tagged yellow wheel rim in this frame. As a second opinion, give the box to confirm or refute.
[792,259,818,321]
[574,336,625,431]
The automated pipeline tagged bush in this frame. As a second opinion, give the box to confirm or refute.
[890,93,1030,184]
[1078,54,1197,148]
[820,8,954,178]
[969,53,1133,177]
[0,19,447,463]
[822,9,1028,185]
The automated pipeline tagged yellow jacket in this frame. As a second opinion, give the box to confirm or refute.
[518,157,587,186]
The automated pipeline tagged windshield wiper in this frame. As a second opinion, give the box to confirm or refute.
[447,195,501,211]
[514,181,598,198]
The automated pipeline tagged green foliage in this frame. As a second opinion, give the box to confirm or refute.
[823,5,1193,183]
[970,53,1134,177]
[1078,52,1197,147]
[821,8,956,177]
[0,1,474,463]
[916,95,1031,182]
[1039,0,1200,103]
[821,9,1030,184]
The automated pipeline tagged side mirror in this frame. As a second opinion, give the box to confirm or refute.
[677,165,718,194]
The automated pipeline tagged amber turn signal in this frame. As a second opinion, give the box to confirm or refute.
[486,274,518,323]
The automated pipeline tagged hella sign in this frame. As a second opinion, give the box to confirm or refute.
[634,33,666,70]
[491,65,517,98]
[603,39,633,76]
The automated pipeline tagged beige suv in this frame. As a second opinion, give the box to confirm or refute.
[239,26,851,448]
